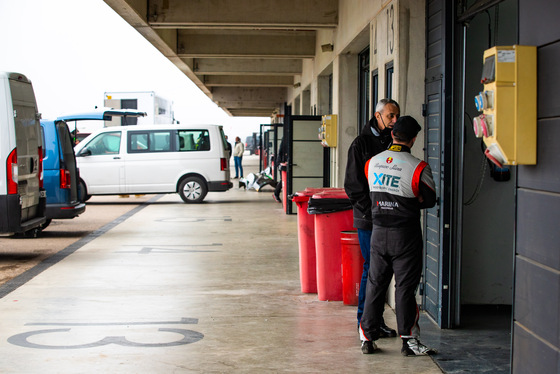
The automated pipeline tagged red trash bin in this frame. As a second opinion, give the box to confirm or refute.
[311,189,354,301]
[281,163,287,213]
[341,231,364,306]
[292,187,331,293]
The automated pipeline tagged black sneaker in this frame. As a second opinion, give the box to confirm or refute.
[272,194,281,203]
[361,340,379,354]
[379,323,397,338]
[401,338,437,356]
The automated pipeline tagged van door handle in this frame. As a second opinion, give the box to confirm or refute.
[113,156,121,159]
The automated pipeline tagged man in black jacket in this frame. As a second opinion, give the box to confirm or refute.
[344,99,400,334]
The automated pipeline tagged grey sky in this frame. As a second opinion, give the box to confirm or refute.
[0,0,268,140]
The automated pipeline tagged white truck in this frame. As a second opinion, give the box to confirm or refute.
[104,91,175,126]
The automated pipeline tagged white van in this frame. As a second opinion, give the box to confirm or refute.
[74,124,233,203]
[0,72,47,235]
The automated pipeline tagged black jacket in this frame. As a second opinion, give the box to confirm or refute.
[344,124,392,229]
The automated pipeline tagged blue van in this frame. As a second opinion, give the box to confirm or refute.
[40,119,85,229]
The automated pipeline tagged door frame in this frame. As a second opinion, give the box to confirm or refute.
[284,111,330,214]
[422,0,456,329]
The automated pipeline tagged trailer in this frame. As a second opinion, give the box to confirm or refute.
[104,91,175,126]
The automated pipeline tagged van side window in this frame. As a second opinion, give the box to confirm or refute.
[85,132,121,155]
[128,131,172,153]
[130,133,148,151]
[177,130,210,152]
[151,132,171,151]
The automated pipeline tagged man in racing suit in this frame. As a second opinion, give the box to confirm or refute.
[359,116,437,356]
[344,99,399,336]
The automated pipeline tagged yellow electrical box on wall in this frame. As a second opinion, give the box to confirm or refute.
[320,114,337,147]
[473,45,537,166]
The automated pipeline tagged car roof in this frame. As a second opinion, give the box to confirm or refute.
[73,123,223,153]
[85,124,222,131]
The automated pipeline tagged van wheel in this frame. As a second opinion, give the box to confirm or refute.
[179,177,207,203]
[38,219,52,231]
[78,180,91,202]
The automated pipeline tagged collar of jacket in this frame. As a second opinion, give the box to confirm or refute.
[389,144,411,153]
[359,121,392,146]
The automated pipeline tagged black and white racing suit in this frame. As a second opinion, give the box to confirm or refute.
[359,144,436,341]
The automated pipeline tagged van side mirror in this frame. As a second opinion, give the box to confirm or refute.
[78,148,92,157]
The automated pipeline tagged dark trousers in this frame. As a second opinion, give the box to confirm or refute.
[360,224,423,340]
[357,228,371,325]
[274,179,282,199]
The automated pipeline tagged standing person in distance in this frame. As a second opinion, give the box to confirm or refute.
[233,136,245,179]
[359,115,437,356]
[344,99,400,336]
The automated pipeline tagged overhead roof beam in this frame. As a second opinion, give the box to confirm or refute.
[212,87,286,115]
[228,108,277,116]
[177,30,315,58]
[215,86,286,117]
[217,100,282,109]
[212,87,286,103]
[192,58,302,76]
[147,0,338,29]
[203,75,294,87]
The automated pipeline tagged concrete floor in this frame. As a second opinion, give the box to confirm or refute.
[419,305,511,374]
[0,156,443,373]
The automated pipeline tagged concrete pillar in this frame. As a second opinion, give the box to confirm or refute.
[334,54,358,187]
[317,73,331,115]
[302,88,311,115]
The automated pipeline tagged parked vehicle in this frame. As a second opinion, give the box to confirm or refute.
[245,135,254,153]
[245,133,261,155]
[39,118,86,230]
[0,72,46,236]
[74,124,232,203]
[104,91,175,125]
[56,108,147,204]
